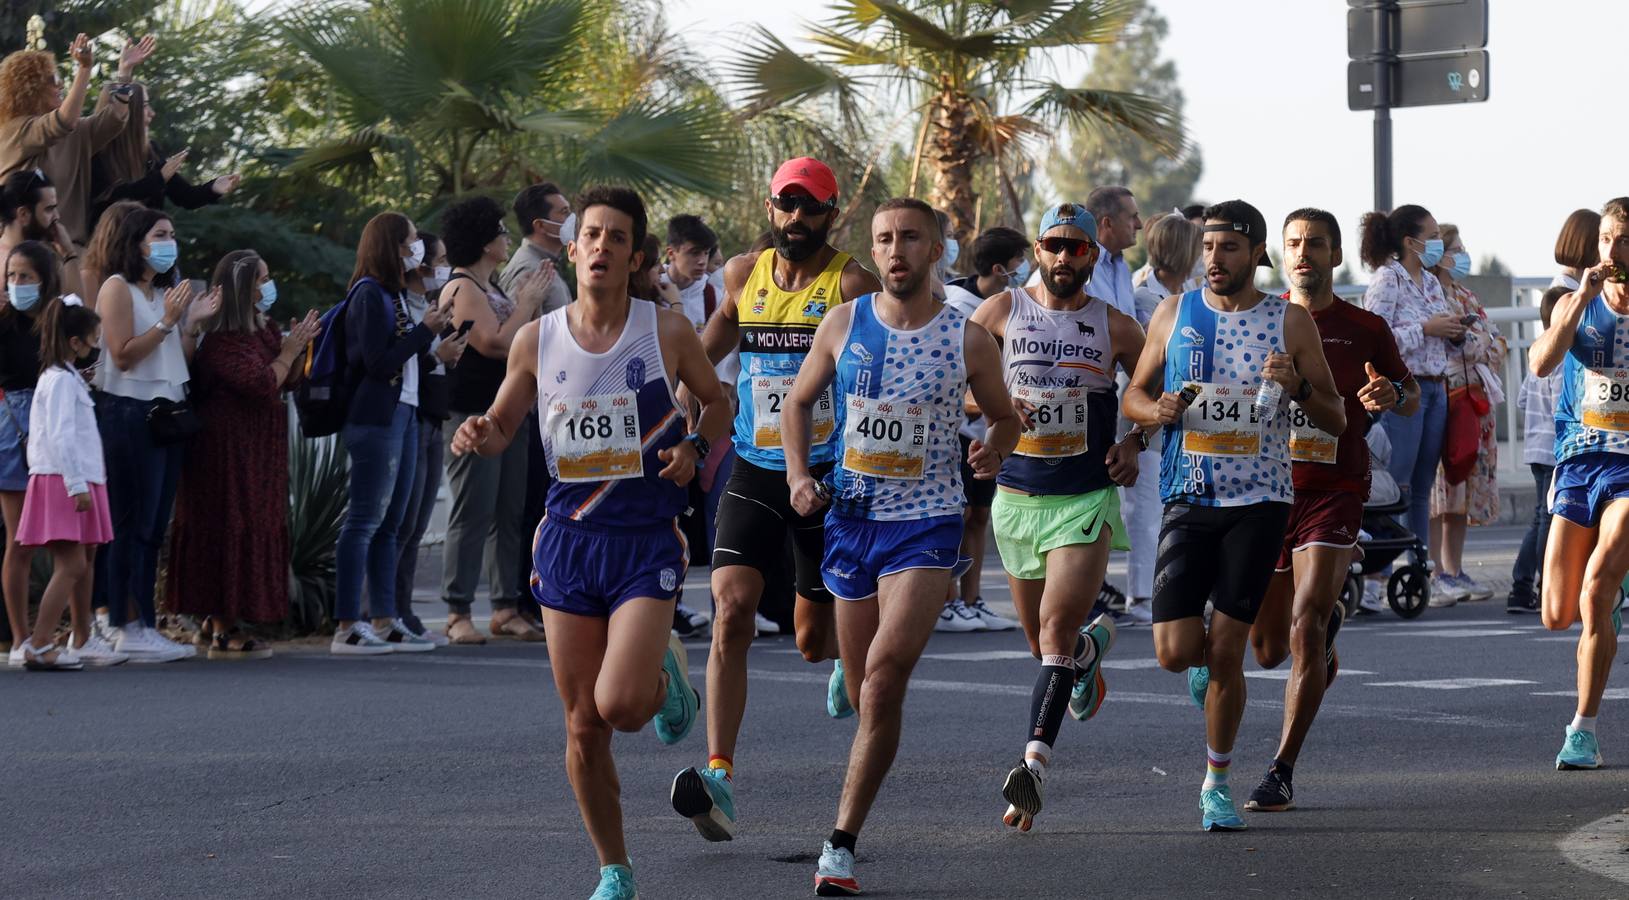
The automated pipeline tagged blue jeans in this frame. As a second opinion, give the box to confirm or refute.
[94,393,183,628]
[1511,463,1556,599]
[393,416,444,624]
[337,403,417,622]
[1384,378,1448,550]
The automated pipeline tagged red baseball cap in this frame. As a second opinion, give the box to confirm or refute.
[770,157,839,204]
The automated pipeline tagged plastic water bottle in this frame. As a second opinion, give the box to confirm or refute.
[1254,377,1282,438]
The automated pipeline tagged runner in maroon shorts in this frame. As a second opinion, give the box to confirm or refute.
[1244,208,1419,813]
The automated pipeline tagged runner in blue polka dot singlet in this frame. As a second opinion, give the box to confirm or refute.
[1123,200,1345,835]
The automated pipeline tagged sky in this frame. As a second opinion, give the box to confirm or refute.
[669,0,1624,277]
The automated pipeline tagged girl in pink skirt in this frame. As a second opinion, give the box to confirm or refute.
[16,297,110,670]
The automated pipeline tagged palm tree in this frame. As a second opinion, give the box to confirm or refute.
[278,0,738,203]
[728,0,1185,236]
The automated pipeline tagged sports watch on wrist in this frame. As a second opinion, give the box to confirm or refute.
[683,432,710,463]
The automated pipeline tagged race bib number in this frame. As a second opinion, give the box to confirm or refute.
[841,394,928,479]
[1288,401,1337,464]
[1013,385,1088,458]
[751,375,835,448]
[546,392,643,483]
[1582,368,1629,433]
[1181,382,1261,457]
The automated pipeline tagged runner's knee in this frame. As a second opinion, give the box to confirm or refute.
[859,660,910,710]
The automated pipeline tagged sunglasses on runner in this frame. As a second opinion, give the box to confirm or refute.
[769,194,837,216]
[1039,236,1093,258]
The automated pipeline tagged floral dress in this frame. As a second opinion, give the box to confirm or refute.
[1432,282,1506,524]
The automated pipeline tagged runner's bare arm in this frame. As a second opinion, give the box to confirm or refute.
[701,253,753,366]
[657,309,729,484]
[840,258,884,302]
[452,320,540,458]
[1278,302,1345,436]
[784,303,851,512]
[1532,260,1613,376]
[1123,294,1184,428]
[964,321,1019,479]
[964,290,1014,421]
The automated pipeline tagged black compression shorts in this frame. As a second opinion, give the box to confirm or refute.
[1151,501,1292,626]
[712,458,833,602]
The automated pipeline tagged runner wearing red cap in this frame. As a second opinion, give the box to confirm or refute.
[670,157,881,842]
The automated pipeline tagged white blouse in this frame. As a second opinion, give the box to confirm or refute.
[96,275,189,402]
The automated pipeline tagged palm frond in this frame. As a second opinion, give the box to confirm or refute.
[1027,0,1141,49]
[1021,82,1185,158]
[726,26,866,119]
[567,100,739,198]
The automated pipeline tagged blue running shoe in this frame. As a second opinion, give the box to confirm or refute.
[1068,614,1117,721]
[828,659,854,719]
[653,633,698,745]
[671,765,737,841]
[815,841,860,896]
[1187,665,1210,710]
[590,863,638,899]
[1556,726,1603,770]
[1200,785,1246,831]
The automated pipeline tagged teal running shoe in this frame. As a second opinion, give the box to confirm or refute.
[1187,665,1210,711]
[1556,726,1603,770]
[653,633,698,745]
[1067,613,1117,721]
[1200,785,1246,831]
[671,765,737,841]
[589,863,638,899]
[828,659,854,719]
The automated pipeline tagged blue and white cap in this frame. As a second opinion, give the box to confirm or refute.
[1037,202,1098,241]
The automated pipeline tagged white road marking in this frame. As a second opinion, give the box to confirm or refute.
[1531,688,1629,700]
[1366,677,1537,690]
[1390,629,1526,638]
[1559,809,1629,886]
[920,650,1038,662]
[1245,668,1375,681]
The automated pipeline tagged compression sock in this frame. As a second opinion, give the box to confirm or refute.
[708,755,734,781]
[829,829,857,855]
[1571,714,1597,734]
[1203,745,1231,791]
[1026,655,1077,773]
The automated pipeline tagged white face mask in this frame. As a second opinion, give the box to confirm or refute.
[558,213,576,246]
[402,239,425,271]
[423,265,451,292]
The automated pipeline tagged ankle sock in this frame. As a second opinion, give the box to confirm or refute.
[1571,714,1597,734]
[1203,745,1231,790]
[829,829,857,855]
[707,755,734,780]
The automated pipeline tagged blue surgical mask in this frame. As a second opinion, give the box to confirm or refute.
[1448,250,1472,279]
[944,238,960,267]
[145,239,179,274]
[1009,259,1031,288]
[7,281,40,311]
[1416,237,1444,268]
[257,279,277,312]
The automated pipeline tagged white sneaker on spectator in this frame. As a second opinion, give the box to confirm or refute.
[673,602,712,639]
[753,613,781,637]
[379,619,435,653]
[67,632,129,667]
[969,598,1019,631]
[1124,599,1155,626]
[147,626,197,659]
[408,621,449,647]
[331,622,394,656]
[112,623,186,663]
[1458,573,1494,601]
[934,599,985,633]
[1359,580,1387,615]
[1428,575,1464,607]
[7,645,23,668]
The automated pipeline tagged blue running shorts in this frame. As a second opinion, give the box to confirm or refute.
[820,513,969,602]
[530,516,688,617]
[1550,451,1629,528]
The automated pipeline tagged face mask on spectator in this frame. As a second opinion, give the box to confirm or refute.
[1008,259,1031,290]
[257,279,277,312]
[146,239,179,274]
[1415,237,1444,268]
[944,238,960,267]
[7,281,40,311]
[559,213,577,245]
[424,265,450,292]
[403,239,425,271]
[1449,251,1472,279]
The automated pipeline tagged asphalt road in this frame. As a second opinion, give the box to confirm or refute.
[6,526,1629,900]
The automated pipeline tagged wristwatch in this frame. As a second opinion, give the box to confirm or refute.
[1127,428,1150,452]
[683,432,710,463]
[1294,377,1313,402]
[1390,379,1408,408]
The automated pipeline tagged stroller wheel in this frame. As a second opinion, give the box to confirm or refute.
[1388,566,1429,619]
[1339,574,1363,620]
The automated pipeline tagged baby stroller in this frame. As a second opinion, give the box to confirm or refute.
[1339,425,1431,619]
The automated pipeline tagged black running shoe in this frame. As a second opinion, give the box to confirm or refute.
[1244,764,1294,812]
[1506,590,1540,615]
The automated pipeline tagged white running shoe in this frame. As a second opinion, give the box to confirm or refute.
[1124,600,1155,626]
[147,627,197,660]
[934,599,985,633]
[332,622,394,656]
[1458,573,1494,602]
[753,613,781,637]
[969,598,1019,631]
[1359,579,1387,614]
[379,619,435,653]
[112,623,187,663]
[1428,575,1464,607]
[67,632,130,667]
[408,621,450,647]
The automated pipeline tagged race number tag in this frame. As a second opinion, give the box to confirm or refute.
[546,392,643,483]
[1181,382,1261,457]
[841,394,928,479]
[1288,401,1338,464]
[751,375,835,448]
[1582,368,1629,433]
[1013,385,1088,458]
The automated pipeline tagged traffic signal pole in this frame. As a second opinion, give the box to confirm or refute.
[1373,0,1394,211]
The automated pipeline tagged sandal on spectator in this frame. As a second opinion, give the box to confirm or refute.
[207,631,273,661]
[491,613,546,642]
[446,614,486,645]
[22,639,83,671]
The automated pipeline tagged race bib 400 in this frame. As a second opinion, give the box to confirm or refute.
[841,394,928,479]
